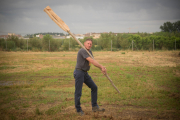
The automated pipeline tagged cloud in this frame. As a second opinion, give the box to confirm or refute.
[0,0,180,35]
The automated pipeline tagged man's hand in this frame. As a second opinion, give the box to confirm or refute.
[101,66,107,75]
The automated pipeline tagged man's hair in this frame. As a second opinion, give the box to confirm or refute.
[85,38,93,43]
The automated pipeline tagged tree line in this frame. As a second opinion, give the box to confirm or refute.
[24,32,67,38]
[0,32,179,51]
[160,20,180,33]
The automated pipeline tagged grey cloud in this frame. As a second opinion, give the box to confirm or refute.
[0,0,180,35]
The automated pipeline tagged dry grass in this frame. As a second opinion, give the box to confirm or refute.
[94,51,180,67]
[0,50,180,120]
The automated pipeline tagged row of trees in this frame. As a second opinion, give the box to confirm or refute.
[160,20,180,33]
[97,32,180,50]
[0,32,180,51]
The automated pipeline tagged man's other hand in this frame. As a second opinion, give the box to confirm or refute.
[101,66,107,75]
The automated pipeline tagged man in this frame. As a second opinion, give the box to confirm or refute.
[73,38,107,116]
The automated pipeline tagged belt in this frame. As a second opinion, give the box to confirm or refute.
[76,68,87,72]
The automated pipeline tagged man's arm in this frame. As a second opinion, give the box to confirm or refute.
[86,57,107,75]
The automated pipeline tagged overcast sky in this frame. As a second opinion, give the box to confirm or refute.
[0,0,180,36]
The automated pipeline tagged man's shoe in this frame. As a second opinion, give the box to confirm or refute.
[92,106,105,112]
[77,110,84,116]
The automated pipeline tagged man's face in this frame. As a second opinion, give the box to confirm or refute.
[84,40,92,50]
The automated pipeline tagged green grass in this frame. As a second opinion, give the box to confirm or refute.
[0,51,179,119]
[0,66,17,70]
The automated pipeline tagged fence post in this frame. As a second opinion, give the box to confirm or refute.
[69,39,70,51]
[27,39,28,51]
[153,39,154,51]
[49,39,50,51]
[111,40,112,51]
[5,39,7,51]
[132,40,133,51]
[175,39,176,50]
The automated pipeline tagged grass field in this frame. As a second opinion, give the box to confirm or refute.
[0,51,180,120]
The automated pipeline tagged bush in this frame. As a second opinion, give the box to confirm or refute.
[15,47,22,51]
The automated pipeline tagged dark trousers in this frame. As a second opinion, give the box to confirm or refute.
[73,69,98,112]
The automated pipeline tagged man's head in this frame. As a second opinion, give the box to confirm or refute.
[84,38,93,50]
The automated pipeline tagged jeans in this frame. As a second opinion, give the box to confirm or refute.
[73,69,98,112]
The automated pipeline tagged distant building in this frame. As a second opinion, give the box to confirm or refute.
[0,33,22,39]
[36,34,43,39]
[75,34,84,39]
[67,33,84,39]
[8,33,15,36]
[91,33,101,39]
[53,36,66,39]
[83,32,147,39]
[66,36,71,39]
[0,35,8,39]
[36,35,40,37]
[84,32,104,39]
[84,33,91,37]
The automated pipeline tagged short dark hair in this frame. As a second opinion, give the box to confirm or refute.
[85,38,93,43]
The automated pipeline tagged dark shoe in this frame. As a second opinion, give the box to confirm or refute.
[92,106,105,112]
[77,110,84,116]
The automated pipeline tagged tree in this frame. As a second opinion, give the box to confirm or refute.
[42,34,53,51]
[62,39,69,50]
[29,37,42,50]
[7,35,19,47]
[142,37,152,50]
[99,33,111,50]
[117,34,129,50]
[50,39,61,51]
[174,21,180,32]
[160,21,180,33]
[129,34,142,50]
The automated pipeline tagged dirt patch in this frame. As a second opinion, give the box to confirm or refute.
[38,101,63,111]
[6,102,177,120]
[60,104,180,120]
[173,70,180,77]
[168,93,180,100]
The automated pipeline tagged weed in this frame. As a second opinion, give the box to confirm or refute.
[22,103,30,108]
[35,107,42,115]
[45,108,56,115]
[10,115,17,120]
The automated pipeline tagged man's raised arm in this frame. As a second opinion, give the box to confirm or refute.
[86,57,107,75]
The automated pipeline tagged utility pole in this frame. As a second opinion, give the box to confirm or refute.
[127,27,137,33]
[128,28,131,33]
